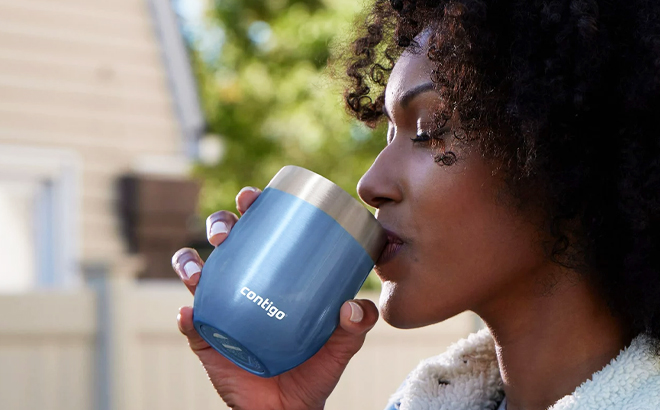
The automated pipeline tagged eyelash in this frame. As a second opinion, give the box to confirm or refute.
[409,129,449,144]
[410,132,431,143]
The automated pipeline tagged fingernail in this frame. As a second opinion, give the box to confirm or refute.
[348,301,363,323]
[172,252,185,279]
[183,261,201,279]
[235,186,258,202]
[209,220,229,238]
[240,186,259,194]
[172,248,202,280]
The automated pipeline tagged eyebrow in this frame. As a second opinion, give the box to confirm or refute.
[383,82,437,119]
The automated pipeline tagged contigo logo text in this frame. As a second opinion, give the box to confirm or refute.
[240,287,286,320]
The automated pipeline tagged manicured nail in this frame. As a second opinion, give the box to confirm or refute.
[209,221,229,238]
[172,252,184,279]
[239,186,259,195]
[348,301,363,323]
[183,261,201,279]
[171,248,202,280]
[235,186,258,202]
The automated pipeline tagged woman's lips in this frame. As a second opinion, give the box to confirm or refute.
[377,229,404,265]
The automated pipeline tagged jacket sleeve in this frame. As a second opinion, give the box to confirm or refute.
[383,375,408,410]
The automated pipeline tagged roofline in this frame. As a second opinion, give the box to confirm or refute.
[147,0,205,159]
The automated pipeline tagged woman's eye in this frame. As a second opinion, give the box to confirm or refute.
[410,127,451,145]
[410,132,432,143]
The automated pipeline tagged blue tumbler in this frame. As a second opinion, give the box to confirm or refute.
[192,165,387,377]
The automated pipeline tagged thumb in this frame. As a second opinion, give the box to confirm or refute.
[318,299,379,369]
[338,299,378,336]
[274,300,378,409]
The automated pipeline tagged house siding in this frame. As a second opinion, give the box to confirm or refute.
[0,0,185,263]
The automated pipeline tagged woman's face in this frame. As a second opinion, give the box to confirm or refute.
[357,46,549,328]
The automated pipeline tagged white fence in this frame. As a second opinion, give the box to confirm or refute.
[0,268,479,410]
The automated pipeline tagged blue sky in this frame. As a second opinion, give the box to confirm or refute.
[172,0,224,63]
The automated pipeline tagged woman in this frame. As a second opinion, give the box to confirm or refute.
[171,1,660,409]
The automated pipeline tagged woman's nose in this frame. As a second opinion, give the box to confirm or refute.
[357,148,402,209]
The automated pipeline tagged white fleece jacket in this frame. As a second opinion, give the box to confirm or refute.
[385,328,660,410]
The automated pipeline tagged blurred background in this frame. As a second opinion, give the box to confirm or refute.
[0,0,479,409]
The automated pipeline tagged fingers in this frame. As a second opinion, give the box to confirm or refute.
[172,247,205,295]
[177,187,261,293]
[235,186,261,216]
[177,306,211,352]
[206,211,239,247]
[204,187,261,248]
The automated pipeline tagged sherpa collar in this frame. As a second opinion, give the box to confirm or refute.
[386,328,660,410]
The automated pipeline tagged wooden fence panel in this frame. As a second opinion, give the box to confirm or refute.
[0,291,97,410]
[0,284,479,410]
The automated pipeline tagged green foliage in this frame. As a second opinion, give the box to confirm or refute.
[190,0,386,289]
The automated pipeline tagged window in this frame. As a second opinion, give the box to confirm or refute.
[0,145,80,291]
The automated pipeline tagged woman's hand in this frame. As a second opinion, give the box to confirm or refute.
[171,186,379,410]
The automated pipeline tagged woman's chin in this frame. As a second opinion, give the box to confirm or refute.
[377,282,424,329]
[377,280,464,329]
[380,305,427,329]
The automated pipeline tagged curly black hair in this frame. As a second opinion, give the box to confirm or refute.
[345,0,660,351]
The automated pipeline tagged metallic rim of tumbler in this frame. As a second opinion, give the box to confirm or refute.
[266,165,387,262]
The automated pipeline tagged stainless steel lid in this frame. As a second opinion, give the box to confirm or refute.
[266,165,387,262]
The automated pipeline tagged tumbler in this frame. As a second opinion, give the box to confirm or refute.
[192,165,387,377]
